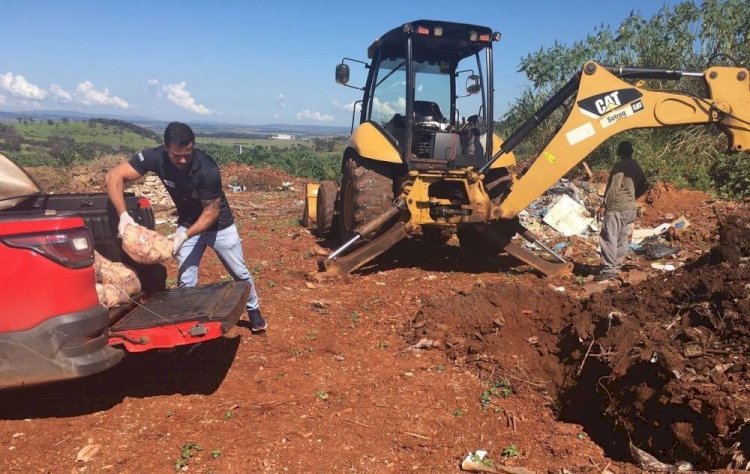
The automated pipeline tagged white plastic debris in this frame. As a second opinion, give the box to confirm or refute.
[651,262,676,271]
[542,194,593,237]
[632,223,671,244]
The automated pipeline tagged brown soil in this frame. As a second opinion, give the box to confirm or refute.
[0,163,746,473]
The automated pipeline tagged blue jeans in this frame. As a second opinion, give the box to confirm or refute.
[175,224,259,312]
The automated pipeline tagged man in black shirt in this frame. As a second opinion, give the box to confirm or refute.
[105,122,266,332]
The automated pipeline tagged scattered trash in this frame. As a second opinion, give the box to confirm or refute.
[651,262,676,271]
[227,184,247,193]
[461,450,496,473]
[405,338,439,351]
[632,223,671,244]
[542,194,593,237]
[460,450,535,473]
[634,236,680,260]
[682,342,704,358]
[671,215,690,231]
[76,443,101,463]
[629,441,693,471]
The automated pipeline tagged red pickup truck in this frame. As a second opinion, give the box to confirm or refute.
[0,153,248,389]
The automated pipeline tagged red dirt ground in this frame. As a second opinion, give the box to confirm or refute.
[2,162,745,473]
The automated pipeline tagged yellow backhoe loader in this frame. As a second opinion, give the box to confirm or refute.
[304,19,750,278]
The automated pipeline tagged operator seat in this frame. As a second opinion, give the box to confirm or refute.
[413,101,445,124]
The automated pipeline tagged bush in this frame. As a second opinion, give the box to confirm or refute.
[198,142,340,181]
[711,153,750,198]
[500,0,750,197]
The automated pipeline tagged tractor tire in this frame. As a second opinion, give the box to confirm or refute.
[338,156,395,241]
[315,180,338,238]
[457,220,517,258]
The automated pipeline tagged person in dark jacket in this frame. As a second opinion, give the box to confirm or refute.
[595,140,648,281]
[106,122,267,332]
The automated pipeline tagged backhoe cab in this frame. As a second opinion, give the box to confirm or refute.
[305,19,750,278]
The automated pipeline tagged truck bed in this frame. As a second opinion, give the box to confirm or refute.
[108,281,250,353]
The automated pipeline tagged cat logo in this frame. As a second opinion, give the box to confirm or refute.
[595,92,621,114]
[577,88,643,119]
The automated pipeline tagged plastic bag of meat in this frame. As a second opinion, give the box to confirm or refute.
[94,251,142,307]
[120,223,173,264]
[95,283,130,307]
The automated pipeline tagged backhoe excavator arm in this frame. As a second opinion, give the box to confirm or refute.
[486,61,750,219]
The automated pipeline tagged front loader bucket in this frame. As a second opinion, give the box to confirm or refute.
[314,222,408,280]
[502,242,574,277]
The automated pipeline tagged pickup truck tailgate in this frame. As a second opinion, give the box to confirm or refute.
[108,281,250,353]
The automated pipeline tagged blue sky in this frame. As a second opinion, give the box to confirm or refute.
[0,0,679,126]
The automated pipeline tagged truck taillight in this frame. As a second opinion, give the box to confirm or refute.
[1,228,94,269]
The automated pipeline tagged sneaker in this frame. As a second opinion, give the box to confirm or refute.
[249,309,267,333]
[593,272,618,282]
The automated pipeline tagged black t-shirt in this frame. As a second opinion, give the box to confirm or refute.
[129,145,234,230]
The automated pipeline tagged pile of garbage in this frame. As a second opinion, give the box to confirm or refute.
[516,177,701,272]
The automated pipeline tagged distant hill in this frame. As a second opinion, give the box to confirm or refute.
[0,111,350,137]
[87,118,161,142]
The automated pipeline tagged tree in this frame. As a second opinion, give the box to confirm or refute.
[501,0,750,195]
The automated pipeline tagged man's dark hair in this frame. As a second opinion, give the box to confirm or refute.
[617,140,633,158]
[164,122,195,146]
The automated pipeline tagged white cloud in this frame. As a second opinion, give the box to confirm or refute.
[332,100,361,112]
[163,82,213,114]
[49,83,72,102]
[76,81,129,108]
[277,93,291,109]
[371,96,405,121]
[0,94,5,105]
[296,109,334,122]
[0,73,47,100]
[147,78,159,85]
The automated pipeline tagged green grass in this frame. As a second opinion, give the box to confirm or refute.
[12,121,158,149]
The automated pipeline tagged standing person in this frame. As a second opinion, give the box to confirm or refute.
[595,140,648,281]
[105,122,267,332]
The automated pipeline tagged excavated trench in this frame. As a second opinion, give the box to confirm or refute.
[404,207,750,470]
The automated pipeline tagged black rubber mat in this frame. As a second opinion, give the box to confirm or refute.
[110,281,249,332]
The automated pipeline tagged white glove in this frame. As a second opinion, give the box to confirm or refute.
[168,231,189,256]
[118,212,137,236]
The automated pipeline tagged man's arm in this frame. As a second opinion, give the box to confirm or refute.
[603,170,624,210]
[105,162,144,215]
[185,198,221,238]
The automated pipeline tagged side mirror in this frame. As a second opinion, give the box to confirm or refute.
[466,75,481,95]
[335,64,350,85]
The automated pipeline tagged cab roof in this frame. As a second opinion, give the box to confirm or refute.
[367,20,495,64]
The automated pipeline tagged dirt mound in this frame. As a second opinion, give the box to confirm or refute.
[221,163,301,192]
[405,282,579,392]
[25,166,73,193]
[404,205,750,470]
